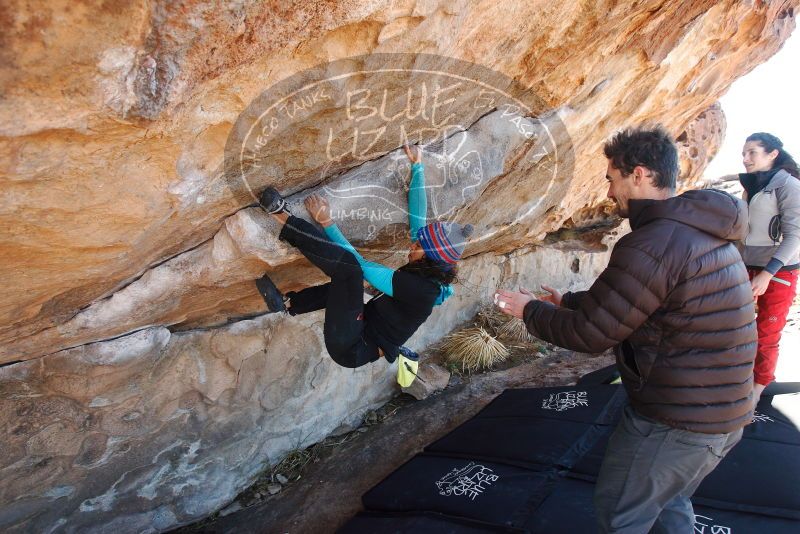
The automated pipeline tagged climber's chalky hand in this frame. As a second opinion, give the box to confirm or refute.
[403,143,422,164]
[305,194,333,227]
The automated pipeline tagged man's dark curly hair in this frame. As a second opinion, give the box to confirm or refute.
[603,126,679,190]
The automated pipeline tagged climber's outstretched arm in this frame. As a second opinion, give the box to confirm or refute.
[323,223,395,296]
[404,144,426,242]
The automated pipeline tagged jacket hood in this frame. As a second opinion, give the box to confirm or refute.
[628,189,747,241]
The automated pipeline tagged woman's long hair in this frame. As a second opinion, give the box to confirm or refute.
[401,256,458,285]
[746,132,800,178]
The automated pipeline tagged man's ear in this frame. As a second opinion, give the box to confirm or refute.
[632,166,645,186]
[632,165,656,187]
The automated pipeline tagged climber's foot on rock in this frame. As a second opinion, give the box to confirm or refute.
[259,187,289,215]
[256,273,286,313]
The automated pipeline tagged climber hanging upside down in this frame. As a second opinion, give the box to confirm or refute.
[254,144,473,383]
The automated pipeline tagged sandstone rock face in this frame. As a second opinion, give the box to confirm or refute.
[1,107,567,360]
[0,314,394,533]
[1,238,618,533]
[677,103,727,191]
[1,0,797,531]
[1,0,796,364]
[402,362,451,400]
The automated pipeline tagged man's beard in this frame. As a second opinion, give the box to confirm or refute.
[615,200,628,218]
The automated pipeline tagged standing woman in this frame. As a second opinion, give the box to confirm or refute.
[253,145,472,381]
[739,132,800,401]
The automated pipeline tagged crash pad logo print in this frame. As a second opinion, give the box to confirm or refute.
[751,411,774,423]
[693,514,731,534]
[435,462,499,500]
[542,390,588,411]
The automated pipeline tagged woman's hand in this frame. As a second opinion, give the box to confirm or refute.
[304,194,333,227]
[403,143,422,164]
[751,270,773,299]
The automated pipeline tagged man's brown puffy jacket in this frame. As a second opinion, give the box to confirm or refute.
[524,189,757,434]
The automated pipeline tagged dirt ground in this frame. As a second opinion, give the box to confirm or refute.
[173,299,800,534]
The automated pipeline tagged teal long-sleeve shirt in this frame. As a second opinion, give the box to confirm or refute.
[322,162,454,305]
[408,161,427,242]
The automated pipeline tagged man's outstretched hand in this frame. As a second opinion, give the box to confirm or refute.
[494,285,563,319]
[494,288,535,319]
[539,284,562,306]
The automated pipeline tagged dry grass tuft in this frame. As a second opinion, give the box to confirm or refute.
[442,326,509,372]
[476,305,535,342]
[476,305,508,332]
[496,316,536,342]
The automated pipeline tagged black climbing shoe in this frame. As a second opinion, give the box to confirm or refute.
[255,273,286,313]
[259,187,288,214]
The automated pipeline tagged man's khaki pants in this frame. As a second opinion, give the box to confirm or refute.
[594,404,743,533]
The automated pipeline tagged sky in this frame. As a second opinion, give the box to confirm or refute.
[702,28,800,181]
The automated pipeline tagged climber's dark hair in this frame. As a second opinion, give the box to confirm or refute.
[401,256,458,285]
[603,125,679,191]
[746,132,800,178]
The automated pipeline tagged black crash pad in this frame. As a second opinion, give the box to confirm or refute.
[340,384,800,533]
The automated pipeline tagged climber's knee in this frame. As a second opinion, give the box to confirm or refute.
[326,336,379,368]
[331,249,362,278]
[328,347,361,368]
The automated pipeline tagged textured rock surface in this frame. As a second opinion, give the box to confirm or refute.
[0,314,394,533]
[401,362,451,400]
[0,237,619,533]
[1,0,798,532]
[1,0,796,364]
[1,108,563,361]
[677,102,727,191]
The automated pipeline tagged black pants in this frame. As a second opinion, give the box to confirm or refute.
[279,216,380,368]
